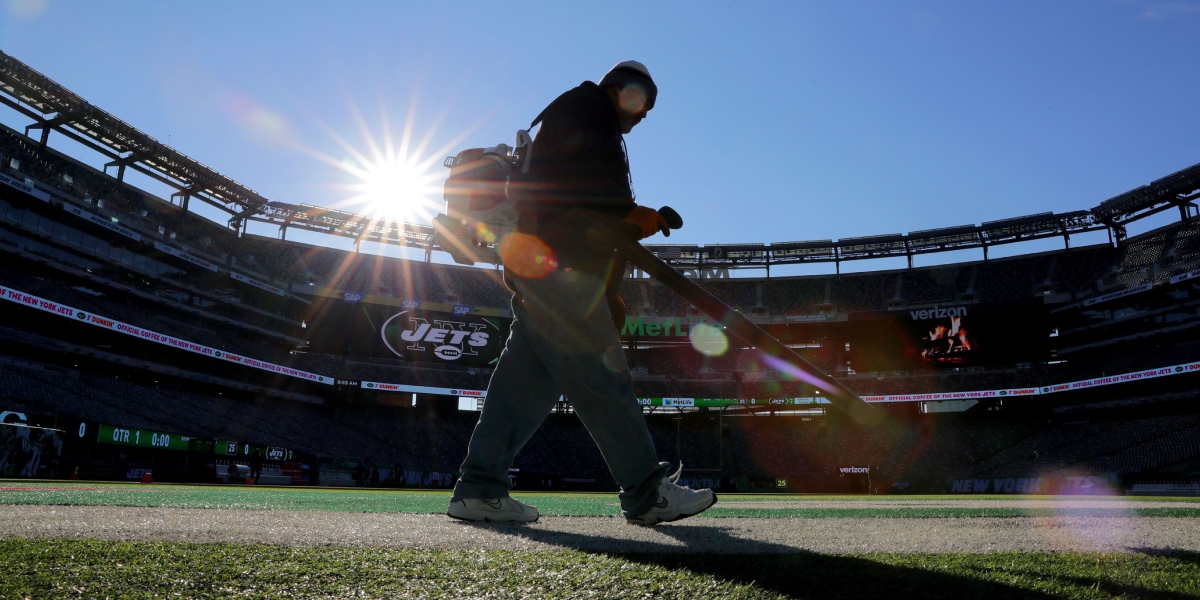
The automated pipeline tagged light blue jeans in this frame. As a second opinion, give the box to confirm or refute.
[452,267,670,517]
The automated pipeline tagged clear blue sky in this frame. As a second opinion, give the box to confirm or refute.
[2,1,1197,273]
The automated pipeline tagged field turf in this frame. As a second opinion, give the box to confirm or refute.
[4,481,1199,518]
[3,481,1199,599]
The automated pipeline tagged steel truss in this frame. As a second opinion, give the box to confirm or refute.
[1,50,1196,270]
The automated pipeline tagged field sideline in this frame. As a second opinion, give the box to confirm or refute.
[3,480,1200,598]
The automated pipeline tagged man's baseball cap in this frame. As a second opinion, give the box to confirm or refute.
[599,60,657,110]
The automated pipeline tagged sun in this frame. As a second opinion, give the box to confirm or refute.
[351,153,441,221]
[301,92,486,227]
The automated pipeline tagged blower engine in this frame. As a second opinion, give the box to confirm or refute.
[432,129,534,266]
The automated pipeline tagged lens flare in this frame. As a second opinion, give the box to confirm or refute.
[760,353,841,394]
[3,0,48,19]
[619,84,648,113]
[475,222,497,244]
[498,232,557,279]
[689,323,729,356]
[222,90,292,142]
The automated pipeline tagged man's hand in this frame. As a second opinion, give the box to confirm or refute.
[624,206,670,239]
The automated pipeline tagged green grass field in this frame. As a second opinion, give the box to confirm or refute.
[3,481,1199,599]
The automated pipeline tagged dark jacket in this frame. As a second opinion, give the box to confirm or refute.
[519,81,637,275]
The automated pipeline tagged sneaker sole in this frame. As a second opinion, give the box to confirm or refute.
[626,493,718,526]
[446,510,539,523]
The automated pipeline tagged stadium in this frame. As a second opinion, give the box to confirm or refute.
[1,44,1200,598]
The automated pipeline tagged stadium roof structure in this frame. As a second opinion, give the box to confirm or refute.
[1091,162,1200,226]
[0,50,439,255]
[1,50,1197,270]
[249,201,436,251]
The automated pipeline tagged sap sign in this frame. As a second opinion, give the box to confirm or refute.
[343,292,363,303]
[401,299,421,310]
[453,305,474,315]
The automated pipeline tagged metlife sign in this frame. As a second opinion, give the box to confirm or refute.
[620,316,725,338]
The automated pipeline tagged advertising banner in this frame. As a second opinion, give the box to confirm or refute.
[861,361,1200,403]
[861,387,1039,403]
[949,473,1119,495]
[620,315,726,339]
[841,302,1050,370]
[837,466,870,475]
[1038,363,1198,394]
[0,284,332,385]
[360,381,486,397]
[779,313,839,323]
[636,397,828,407]
[305,299,509,366]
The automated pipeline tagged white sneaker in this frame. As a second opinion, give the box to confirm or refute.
[625,464,717,526]
[447,497,540,523]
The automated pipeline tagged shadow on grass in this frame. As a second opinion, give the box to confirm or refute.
[1131,547,1200,566]
[466,521,1059,599]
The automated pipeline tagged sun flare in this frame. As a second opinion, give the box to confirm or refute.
[300,92,489,228]
[349,154,441,221]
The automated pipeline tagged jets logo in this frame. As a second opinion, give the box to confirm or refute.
[381,311,490,362]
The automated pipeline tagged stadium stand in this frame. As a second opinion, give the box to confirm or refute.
[2,66,1199,493]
